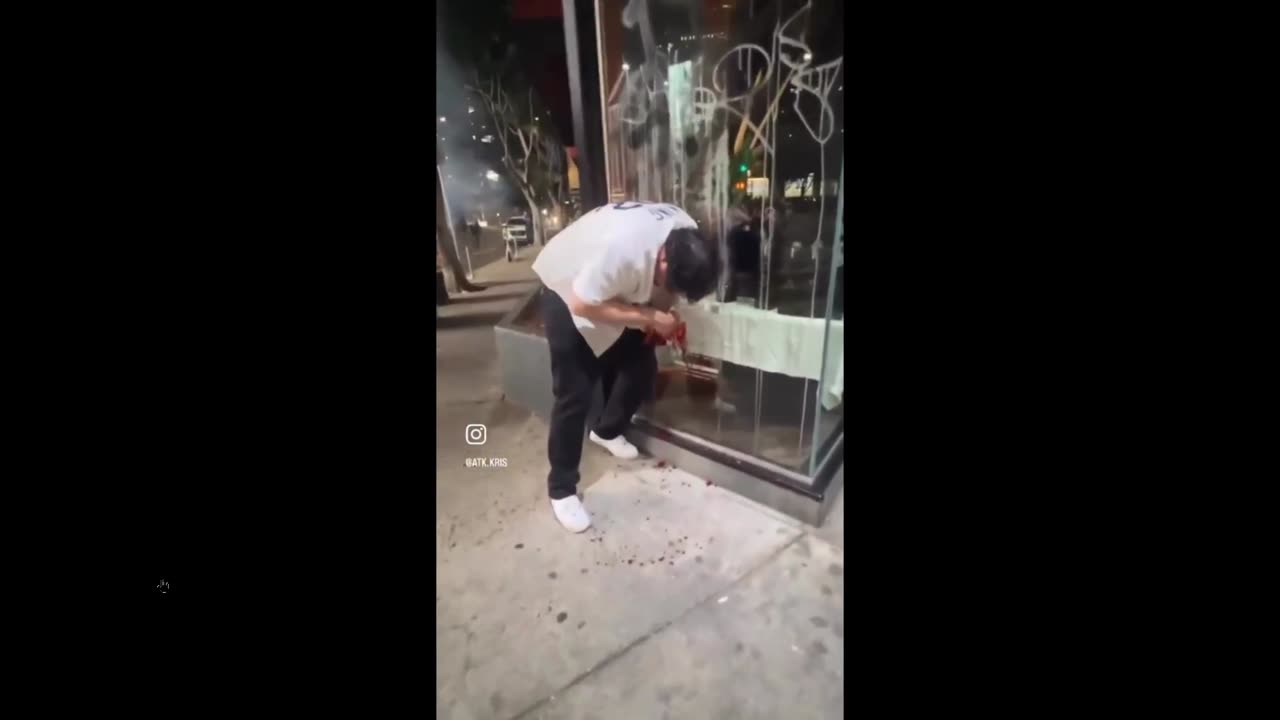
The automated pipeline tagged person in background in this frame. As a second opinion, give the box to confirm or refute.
[455,219,470,251]
[726,200,762,304]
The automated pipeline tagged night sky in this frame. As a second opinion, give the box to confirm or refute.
[511,2,576,147]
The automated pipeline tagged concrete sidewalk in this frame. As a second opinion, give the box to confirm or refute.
[436,249,845,720]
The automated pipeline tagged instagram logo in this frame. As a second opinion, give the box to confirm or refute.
[465,424,487,445]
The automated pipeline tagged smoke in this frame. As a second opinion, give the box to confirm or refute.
[435,8,522,223]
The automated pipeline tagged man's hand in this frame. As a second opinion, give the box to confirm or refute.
[650,309,680,338]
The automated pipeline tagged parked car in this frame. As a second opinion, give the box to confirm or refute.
[502,217,532,261]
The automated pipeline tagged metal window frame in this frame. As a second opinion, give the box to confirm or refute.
[561,0,609,210]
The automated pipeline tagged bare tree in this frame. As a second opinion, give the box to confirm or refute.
[466,78,555,246]
[534,129,569,222]
[438,0,568,243]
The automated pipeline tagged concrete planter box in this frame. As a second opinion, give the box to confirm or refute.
[494,287,842,527]
[494,288,605,421]
[494,289,554,419]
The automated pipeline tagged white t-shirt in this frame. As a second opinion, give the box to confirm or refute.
[532,201,698,356]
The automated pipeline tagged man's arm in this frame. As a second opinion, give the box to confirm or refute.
[565,290,658,330]
[568,243,657,329]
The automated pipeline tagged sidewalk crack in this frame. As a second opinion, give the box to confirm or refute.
[505,531,806,720]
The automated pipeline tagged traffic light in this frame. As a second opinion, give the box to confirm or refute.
[735,148,753,178]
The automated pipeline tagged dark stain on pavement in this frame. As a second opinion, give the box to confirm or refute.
[556,611,568,623]
[656,685,681,705]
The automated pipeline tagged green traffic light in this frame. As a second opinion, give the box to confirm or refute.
[739,164,748,172]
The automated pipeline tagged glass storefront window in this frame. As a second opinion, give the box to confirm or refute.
[597,0,844,477]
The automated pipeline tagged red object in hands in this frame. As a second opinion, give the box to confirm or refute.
[644,322,687,352]
[646,322,689,367]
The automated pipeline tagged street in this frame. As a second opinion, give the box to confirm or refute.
[445,224,546,282]
[436,248,845,720]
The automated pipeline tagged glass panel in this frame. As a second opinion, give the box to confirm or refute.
[808,161,843,475]
[597,0,844,477]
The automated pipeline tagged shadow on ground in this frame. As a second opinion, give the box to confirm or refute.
[436,311,509,330]
[443,290,531,306]
[470,278,537,288]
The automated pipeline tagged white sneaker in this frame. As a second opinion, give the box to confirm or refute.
[551,495,592,533]
[589,431,639,459]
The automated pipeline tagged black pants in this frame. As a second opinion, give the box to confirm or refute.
[542,287,657,500]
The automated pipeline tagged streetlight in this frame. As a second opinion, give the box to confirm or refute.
[622,62,630,71]
[440,116,446,122]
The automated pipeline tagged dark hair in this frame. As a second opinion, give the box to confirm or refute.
[664,227,720,303]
